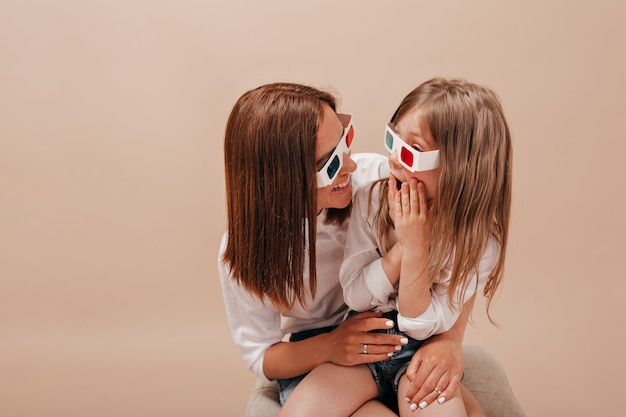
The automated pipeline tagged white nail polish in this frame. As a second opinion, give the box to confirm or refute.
[386,320,394,327]
[419,401,428,409]
[387,352,394,357]
[438,397,446,404]
[400,337,409,344]
[405,397,411,403]
[409,403,417,411]
[395,345,402,351]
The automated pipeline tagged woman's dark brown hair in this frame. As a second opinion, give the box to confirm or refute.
[222,82,345,310]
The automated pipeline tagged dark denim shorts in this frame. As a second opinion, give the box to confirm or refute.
[348,310,424,413]
[276,325,338,405]
[277,311,424,411]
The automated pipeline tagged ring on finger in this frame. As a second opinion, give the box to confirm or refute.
[363,344,368,354]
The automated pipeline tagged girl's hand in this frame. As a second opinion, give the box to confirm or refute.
[393,178,430,254]
[387,175,399,225]
[323,311,408,366]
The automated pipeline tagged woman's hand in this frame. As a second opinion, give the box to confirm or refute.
[322,311,408,366]
[403,333,464,409]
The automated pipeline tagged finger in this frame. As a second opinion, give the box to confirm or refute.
[406,372,443,409]
[362,332,409,350]
[356,352,394,364]
[409,368,453,408]
[428,375,450,406]
[409,178,419,214]
[403,353,421,383]
[347,310,383,322]
[361,317,395,332]
[394,187,403,215]
[401,182,410,212]
[437,372,462,404]
[404,360,437,401]
[416,181,427,215]
[388,176,396,200]
[357,342,396,358]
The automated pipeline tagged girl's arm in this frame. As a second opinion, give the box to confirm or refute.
[396,238,498,340]
[340,184,399,313]
[393,179,498,339]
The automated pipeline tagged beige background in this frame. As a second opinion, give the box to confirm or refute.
[1,1,625,416]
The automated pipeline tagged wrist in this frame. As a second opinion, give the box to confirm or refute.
[314,330,334,365]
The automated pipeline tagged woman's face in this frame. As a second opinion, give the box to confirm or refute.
[388,107,440,201]
[315,104,357,213]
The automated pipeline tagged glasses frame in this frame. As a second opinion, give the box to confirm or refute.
[384,123,440,172]
[316,113,354,188]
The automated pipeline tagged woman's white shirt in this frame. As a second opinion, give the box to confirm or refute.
[218,153,388,381]
[339,181,499,341]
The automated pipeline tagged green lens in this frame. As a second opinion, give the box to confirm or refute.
[385,131,394,151]
[326,155,341,179]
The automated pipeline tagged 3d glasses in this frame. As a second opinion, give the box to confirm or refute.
[316,114,354,188]
[384,123,439,172]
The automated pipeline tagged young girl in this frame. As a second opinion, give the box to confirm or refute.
[277,78,512,417]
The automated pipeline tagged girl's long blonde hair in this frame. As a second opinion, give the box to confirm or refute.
[373,78,512,321]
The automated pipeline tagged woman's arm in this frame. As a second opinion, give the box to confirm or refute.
[263,311,408,379]
[402,296,475,408]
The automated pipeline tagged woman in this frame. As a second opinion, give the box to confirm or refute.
[218,82,477,415]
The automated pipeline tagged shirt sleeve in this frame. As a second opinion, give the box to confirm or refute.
[340,184,397,312]
[217,233,285,382]
[397,238,500,340]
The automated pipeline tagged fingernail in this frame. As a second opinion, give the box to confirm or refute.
[395,345,402,351]
[386,320,394,327]
[387,352,394,357]
[419,401,428,409]
[409,403,417,411]
[400,337,409,344]
[437,397,446,404]
[405,397,411,403]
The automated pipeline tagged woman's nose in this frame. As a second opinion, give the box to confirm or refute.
[343,152,357,173]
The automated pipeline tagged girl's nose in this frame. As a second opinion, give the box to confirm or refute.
[388,150,401,168]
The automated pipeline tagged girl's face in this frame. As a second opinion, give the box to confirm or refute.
[389,107,440,201]
[315,104,357,213]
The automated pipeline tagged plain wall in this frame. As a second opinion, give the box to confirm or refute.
[1,1,625,416]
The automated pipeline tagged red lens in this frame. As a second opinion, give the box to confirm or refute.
[400,147,414,167]
[345,125,354,147]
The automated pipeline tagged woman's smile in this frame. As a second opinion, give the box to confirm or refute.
[331,177,351,192]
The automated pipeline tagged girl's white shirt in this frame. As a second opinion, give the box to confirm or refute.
[339,182,499,341]
[218,153,389,382]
